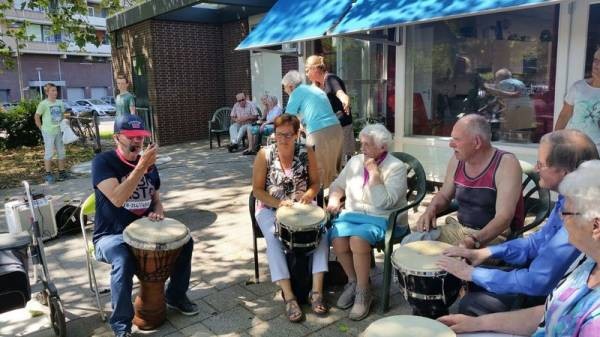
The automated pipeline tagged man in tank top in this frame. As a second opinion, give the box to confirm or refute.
[415,114,524,249]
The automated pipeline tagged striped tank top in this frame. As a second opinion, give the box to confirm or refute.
[454,149,524,230]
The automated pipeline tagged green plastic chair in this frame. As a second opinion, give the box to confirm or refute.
[208,107,232,149]
[376,152,428,312]
[79,193,106,321]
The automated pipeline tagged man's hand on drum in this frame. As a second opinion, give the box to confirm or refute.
[443,246,490,266]
[278,199,293,208]
[415,210,437,232]
[436,256,473,281]
[147,203,164,221]
[138,143,158,171]
[437,314,480,333]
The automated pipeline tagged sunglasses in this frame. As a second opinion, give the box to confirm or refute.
[237,98,245,103]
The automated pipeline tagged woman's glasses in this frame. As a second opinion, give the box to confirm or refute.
[275,132,295,139]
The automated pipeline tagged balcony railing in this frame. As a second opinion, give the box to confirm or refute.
[5,9,107,29]
[5,37,111,57]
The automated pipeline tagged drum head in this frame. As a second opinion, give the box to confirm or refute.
[392,241,453,273]
[364,315,455,337]
[123,217,190,251]
[276,203,325,231]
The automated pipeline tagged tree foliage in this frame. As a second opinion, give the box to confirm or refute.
[0,0,142,70]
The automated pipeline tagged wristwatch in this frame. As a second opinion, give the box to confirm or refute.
[467,234,481,249]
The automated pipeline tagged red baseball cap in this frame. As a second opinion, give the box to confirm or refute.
[114,115,151,137]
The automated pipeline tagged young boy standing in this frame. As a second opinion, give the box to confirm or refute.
[34,83,67,183]
[115,75,136,117]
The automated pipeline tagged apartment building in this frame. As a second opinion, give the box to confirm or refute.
[0,0,113,103]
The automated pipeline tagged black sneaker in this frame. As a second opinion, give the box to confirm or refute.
[57,170,69,181]
[166,296,199,316]
[228,143,238,153]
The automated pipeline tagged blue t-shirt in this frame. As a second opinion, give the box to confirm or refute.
[285,84,340,134]
[91,150,160,243]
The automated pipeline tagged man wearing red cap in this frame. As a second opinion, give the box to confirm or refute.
[91,115,198,337]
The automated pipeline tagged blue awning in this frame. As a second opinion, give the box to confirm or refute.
[331,0,562,35]
[236,0,352,50]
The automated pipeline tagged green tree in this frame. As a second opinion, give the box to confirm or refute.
[0,0,141,70]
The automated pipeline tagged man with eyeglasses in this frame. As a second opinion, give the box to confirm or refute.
[438,129,599,316]
[91,115,198,337]
[228,92,259,152]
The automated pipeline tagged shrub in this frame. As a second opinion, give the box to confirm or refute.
[0,99,42,149]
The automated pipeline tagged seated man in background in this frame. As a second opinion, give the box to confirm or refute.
[437,129,599,316]
[228,92,258,153]
[414,114,524,248]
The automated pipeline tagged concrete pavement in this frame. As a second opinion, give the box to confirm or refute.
[0,140,421,337]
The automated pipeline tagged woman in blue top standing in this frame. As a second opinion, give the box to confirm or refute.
[282,70,343,188]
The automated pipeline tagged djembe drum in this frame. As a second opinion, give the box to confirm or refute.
[363,315,456,337]
[275,202,326,254]
[275,202,326,303]
[391,241,461,319]
[123,217,190,330]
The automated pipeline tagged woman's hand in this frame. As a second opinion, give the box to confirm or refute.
[436,256,474,281]
[326,198,342,214]
[278,199,293,208]
[299,192,313,204]
[437,314,481,333]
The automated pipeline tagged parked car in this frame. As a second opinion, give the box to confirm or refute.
[1,102,18,111]
[64,101,93,117]
[100,96,115,106]
[74,99,116,116]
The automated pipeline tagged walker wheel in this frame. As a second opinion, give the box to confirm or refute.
[49,296,67,337]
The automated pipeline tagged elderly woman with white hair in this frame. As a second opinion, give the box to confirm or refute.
[244,94,282,155]
[438,160,600,337]
[282,70,343,188]
[326,124,407,321]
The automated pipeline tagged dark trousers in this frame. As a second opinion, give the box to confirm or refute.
[459,284,546,316]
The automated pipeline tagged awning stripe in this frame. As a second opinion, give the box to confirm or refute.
[331,0,562,36]
[236,0,352,50]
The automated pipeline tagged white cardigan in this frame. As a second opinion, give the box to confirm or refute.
[330,153,408,222]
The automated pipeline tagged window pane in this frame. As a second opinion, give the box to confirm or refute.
[585,4,600,78]
[26,24,42,42]
[407,5,559,144]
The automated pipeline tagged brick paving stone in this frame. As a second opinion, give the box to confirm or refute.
[202,306,262,335]
[203,285,257,312]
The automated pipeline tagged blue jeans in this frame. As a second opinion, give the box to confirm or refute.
[95,234,194,334]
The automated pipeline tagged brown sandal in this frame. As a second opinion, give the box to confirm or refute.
[284,298,304,323]
[309,291,329,316]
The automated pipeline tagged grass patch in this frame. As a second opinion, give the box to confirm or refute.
[0,144,95,189]
[99,130,113,140]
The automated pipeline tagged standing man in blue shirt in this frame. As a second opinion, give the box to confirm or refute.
[437,129,599,316]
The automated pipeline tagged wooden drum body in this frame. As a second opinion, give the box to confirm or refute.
[391,241,461,319]
[275,203,326,254]
[123,217,190,330]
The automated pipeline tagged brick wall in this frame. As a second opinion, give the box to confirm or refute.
[222,20,252,106]
[280,55,299,106]
[111,19,252,145]
[151,20,225,144]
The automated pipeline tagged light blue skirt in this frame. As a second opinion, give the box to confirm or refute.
[329,211,388,245]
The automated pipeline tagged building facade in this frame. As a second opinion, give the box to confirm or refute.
[106,0,599,182]
[0,0,113,103]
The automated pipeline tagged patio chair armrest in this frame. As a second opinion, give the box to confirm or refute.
[0,231,31,251]
[383,201,418,248]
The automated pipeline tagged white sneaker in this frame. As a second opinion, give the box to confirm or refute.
[349,287,372,321]
[336,280,356,309]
